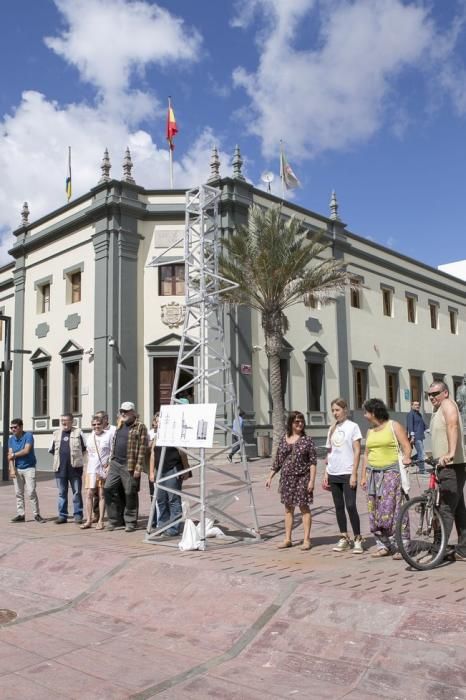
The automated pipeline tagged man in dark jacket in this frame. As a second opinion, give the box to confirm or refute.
[406,400,427,474]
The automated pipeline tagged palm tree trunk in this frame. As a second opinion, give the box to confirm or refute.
[265,329,286,459]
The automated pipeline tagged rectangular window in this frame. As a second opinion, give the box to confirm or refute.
[354,367,368,409]
[386,371,398,411]
[350,279,361,309]
[64,361,80,414]
[406,296,416,324]
[158,264,185,296]
[429,303,438,329]
[409,372,422,403]
[39,283,51,313]
[34,367,48,416]
[307,362,324,411]
[449,309,458,335]
[382,288,393,317]
[71,272,81,303]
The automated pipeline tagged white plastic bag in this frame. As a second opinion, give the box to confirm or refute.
[178,519,201,551]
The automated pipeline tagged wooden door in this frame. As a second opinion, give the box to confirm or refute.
[154,358,176,413]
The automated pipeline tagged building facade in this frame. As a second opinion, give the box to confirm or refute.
[0,148,465,467]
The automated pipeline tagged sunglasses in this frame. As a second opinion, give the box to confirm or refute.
[92,423,102,427]
[10,425,19,429]
[428,390,443,398]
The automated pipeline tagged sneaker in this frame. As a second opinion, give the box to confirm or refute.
[74,517,83,525]
[11,514,25,523]
[34,515,46,523]
[124,525,136,532]
[55,517,67,524]
[333,536,351,552]
[455,552,466,562]
[227,455,232,463]
[353,537,364,554]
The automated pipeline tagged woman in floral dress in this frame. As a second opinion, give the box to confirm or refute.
[265,410,317,550]
[360,398,412,558]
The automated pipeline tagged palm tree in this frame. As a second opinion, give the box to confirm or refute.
[219,205,351,455]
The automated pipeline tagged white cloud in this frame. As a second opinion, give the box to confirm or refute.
[0,91,229,263]
[46,0,202,102]
[0,0,214,264]
[233,0,435,159]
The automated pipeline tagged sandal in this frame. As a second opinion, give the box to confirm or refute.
[300,540,312,551]
[371,548,389,558]
[79,522,92,530]
[277,540,292,549]
[95,522,105,530]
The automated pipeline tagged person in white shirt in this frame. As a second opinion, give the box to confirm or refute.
[81,415,113,530]
[323,398,363,553]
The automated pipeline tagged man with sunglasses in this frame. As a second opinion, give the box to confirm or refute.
[429,381,466,562]
[104,401,148,532]
[8,418,45,523]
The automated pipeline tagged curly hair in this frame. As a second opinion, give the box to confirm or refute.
[363,398,389,422]
[286,410,306,437]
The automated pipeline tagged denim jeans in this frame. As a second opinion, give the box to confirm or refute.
[56,466,83,519]
[413,439,425,472]
[156,467,182,535]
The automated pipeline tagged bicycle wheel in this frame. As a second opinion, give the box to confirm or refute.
[395,495,447,570]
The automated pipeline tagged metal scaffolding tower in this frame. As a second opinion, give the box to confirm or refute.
[145,184,260,550]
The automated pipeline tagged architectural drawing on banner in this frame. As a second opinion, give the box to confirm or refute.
[157,404,217,448]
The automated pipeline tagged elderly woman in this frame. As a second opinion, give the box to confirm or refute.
[360,398,412,558]
[265,410,317,550]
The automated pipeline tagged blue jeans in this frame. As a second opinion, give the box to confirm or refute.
[156,468,182,535]
[413,439,425,472]
[56,466,83,519]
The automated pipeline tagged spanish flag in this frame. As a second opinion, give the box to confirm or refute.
[166,98,178,151]
[66,146,72,201]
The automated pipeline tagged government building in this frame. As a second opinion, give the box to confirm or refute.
[0,147,465,467]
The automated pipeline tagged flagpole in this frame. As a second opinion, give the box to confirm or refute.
[279,140,285,200]
[168,97,174,189]
[66,146,72,202]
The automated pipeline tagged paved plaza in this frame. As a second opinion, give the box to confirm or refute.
[0,459,466,699]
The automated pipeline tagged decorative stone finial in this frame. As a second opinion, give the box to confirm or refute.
[232,145,245,180]
[21,201,30,226]
[122,147,135,184]
[99,148,111,183]
[329,190,340,221]
[207,145,221,182]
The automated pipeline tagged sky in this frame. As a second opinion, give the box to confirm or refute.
[1,0,466,269]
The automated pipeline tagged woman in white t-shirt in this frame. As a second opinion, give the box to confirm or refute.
[81,416,113,530]
[323,398,363,554]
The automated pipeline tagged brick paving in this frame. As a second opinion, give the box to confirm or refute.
[0,460,465,699]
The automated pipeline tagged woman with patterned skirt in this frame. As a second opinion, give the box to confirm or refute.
[360,398,412,558]
[266,410,317,550]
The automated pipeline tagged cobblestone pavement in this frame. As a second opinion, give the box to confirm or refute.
[0,459,465,699]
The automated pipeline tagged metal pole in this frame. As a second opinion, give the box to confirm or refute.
[0,315,11,482]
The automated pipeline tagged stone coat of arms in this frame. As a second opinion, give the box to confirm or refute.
[161,302,185,328]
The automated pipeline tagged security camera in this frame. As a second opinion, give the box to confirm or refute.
[84,347,94,355]
[108,337,116,347]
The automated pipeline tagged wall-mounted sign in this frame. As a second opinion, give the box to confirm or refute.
[240,364,252,375]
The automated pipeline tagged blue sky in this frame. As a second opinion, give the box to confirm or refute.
[1,0,466,268]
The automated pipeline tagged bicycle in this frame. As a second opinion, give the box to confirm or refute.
[395,457,448,570]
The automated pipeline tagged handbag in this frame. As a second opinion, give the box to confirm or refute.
[390,421,410,495]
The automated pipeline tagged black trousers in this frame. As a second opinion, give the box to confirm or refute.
[438,464,466,557]
[104,460,139,527]
[329,474,361,537]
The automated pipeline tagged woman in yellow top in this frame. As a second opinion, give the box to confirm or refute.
[360,398,412,558]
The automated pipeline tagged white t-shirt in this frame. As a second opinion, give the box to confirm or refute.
[86,430,113,476]
[326,420,362,476]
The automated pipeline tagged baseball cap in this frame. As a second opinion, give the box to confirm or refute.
[120,401,136,412]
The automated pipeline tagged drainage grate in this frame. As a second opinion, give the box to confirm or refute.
[0,609,17,625]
